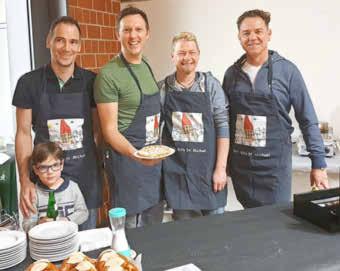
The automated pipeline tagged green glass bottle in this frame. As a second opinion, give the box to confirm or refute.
[46,191,58,221]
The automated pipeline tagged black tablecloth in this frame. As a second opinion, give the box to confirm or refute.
[10,204,340,271]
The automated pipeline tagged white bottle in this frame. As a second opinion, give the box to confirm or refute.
[108,207,131,257]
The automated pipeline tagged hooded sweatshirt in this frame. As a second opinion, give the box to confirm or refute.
[22,177,89,232]
[222,50,326,169]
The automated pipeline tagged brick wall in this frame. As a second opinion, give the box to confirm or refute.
[67,0,121,73]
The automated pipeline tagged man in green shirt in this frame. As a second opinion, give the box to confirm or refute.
[94,6,163,228]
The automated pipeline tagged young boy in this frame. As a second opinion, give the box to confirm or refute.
[22,142,89,231]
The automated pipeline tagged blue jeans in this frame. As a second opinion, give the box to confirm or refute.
[125,202,164,229]
[172,207,225,221]
[79,208,97,230]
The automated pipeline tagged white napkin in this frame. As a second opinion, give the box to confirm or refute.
[78,227,112,252]
[134,254,143,271]
[165,263,202,271]
[0,153,10,165]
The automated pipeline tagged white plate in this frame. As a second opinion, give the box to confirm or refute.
[0,249,26,264]
[29,231,78,244]
[29,221,78,240]
[0,231,26,251]
[134,145,175,160]
[30,246,78,262]
[0,241,26,255]
[29,235,78,249]
[1,245,26,260]
[0,250,26,269]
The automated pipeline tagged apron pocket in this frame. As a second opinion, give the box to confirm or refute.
[252,174,278,205]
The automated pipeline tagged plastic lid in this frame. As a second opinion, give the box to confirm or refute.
[109,207,126,218]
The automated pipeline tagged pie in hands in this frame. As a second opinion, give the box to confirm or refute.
[135,145,174,159]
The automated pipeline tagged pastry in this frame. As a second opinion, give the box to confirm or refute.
[26,259,59,271]
[60,252,97,271]
[96,249,138,271]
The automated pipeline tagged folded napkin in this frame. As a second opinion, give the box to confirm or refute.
[78,227,112,252]
[165,263,202,271]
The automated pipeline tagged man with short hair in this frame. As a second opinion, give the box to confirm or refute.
[12,16,102,229]
[94,6,163,228]
[159,32,229,220]
[222,9,328,208]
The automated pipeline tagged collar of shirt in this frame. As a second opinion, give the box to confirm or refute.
[45,63,81,82]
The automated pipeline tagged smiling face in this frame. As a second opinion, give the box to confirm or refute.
[172,39,200,76]
[47,22,81,69]
[117,14,150,64]
[33,155,64,189]
[238,16,271,61]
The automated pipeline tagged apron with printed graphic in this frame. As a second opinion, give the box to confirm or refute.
[33,66,101,209]
[162,75,227,210]
[105,54,162,215]
[229,55,292,208]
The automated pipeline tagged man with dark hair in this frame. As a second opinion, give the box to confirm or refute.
[222,9,328,208]
[12,16,102,229]
[94,6,163,228]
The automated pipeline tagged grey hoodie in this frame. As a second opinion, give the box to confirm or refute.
[222,51,326,169]
[159,71,229,138]
[22,177,89,232]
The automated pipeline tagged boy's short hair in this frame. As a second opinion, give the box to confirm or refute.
[172,32,200,53]
[31,142,64,165]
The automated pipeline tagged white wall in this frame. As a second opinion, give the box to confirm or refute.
[0,0,31,142]
[0,0,13,141]
[123,0,340,137]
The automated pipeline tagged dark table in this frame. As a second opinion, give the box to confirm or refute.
[11,205,340,271]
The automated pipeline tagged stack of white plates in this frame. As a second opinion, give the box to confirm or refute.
[0,230,27,270]
[28,221,79,262]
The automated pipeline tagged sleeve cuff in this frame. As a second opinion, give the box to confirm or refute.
[311,156,327,169]
[216,127,230,138]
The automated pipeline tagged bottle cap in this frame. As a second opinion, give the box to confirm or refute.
[109,207,126,218]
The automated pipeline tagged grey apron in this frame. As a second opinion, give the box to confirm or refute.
[33,66,101,209]
[229,54,292,208]
[162,75,227,210]
[105,54,162,215]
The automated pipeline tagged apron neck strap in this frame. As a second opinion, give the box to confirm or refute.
[119,53,157,104]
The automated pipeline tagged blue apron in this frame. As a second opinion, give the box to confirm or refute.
[33,66,101,209]
[105,54,162,215]
[162,75,227,210]
[229,54,292,208]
